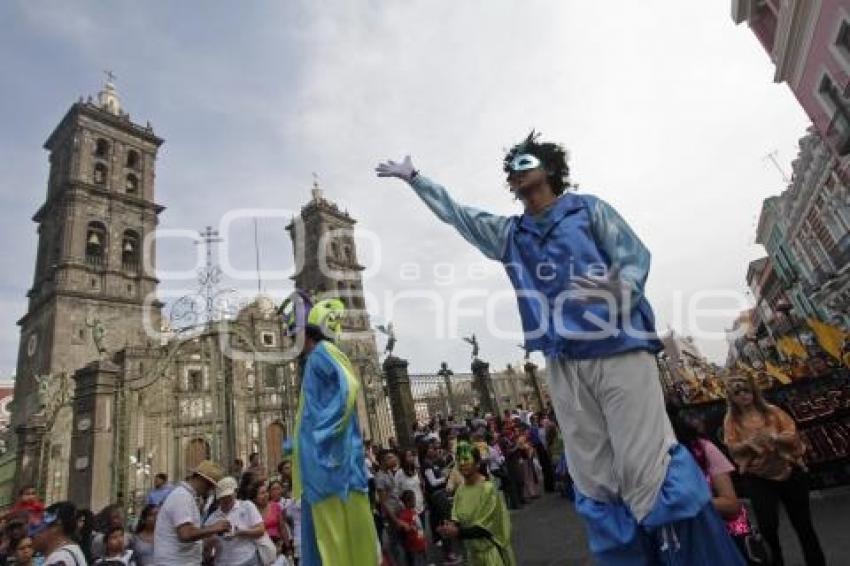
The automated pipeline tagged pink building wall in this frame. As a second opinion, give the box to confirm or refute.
[735,0,850,157]
[792,0,850,153]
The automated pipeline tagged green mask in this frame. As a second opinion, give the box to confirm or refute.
[456,441,474,466]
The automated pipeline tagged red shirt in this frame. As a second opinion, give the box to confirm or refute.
[397,508,427,553]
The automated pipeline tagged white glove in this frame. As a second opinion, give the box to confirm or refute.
[375,156,417,182]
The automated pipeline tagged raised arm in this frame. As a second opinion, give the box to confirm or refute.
[376,156,510,260]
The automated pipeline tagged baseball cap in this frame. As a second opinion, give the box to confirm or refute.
[27,511,58,537]
[215,476,238,499]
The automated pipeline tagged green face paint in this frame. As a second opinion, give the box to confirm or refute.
[456,441,474,465]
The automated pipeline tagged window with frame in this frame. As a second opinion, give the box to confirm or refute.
[95,138,109,157]
[837,20,850,56]
[261,331,275,347]
[86,222,107,267]
[264,365,279,389]
[122,230,140,270]
[126,149,140,169]
[188,369,204,392]
[125,174,139,194]
[93,163,108,185]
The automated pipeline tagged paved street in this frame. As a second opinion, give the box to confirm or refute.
[512,487,850,565]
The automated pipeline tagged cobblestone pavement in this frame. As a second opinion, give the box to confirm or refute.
[512,487,850,565]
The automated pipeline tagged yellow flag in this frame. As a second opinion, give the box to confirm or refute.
[807,318,848,362]
[777,335,808,360]
[765,361,791,385]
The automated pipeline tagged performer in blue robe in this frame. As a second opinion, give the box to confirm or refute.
[280,293,378,566]
[376,132,745,565]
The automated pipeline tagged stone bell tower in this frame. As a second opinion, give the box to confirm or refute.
[12,77,164,489]
[286,180,393,442]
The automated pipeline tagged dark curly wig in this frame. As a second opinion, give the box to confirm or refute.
[503,130,571,196]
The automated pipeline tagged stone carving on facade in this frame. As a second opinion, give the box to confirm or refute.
[85,317,107,357]
[34,373,72,424]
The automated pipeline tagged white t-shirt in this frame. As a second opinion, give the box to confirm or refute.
[153,482,203,565]
[204,499,263,565]
[44,543,87,565]
[397,471,425,515]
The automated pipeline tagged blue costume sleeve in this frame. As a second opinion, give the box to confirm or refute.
[304,346,353,468]
[588,197,651,307]
[409,175,511,260]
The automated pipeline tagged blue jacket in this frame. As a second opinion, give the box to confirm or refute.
[409,176,662,359]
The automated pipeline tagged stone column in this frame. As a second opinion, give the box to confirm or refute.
[524,360,546,412]
[68,360,119,511]
[14,416,47,496]
[437,362,458,418]
[471,358,497,416]
[382,355,417,451]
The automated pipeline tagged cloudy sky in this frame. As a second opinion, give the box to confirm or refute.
[0,1,811,375]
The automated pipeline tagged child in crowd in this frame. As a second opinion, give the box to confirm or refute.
[398,490,428,566]
[94,524,135,565]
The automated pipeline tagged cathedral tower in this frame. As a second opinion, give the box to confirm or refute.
[286,181,393,442]
[13,79,164,487]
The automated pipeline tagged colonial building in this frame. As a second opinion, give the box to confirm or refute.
[732,0,850,163]
[733,0,850,324]
[12,78,165,506]
[9,82,392,512]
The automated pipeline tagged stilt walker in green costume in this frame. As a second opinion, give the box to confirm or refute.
[437,442,515,566]
[280,291,379,566]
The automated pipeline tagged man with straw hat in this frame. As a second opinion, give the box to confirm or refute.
[154,460,231,565]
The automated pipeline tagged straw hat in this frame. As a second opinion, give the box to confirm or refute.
[193,460,225,486]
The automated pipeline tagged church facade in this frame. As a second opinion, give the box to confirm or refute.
[9,82,393,512]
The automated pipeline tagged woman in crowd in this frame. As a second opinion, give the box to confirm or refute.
[437,442,515,566]
[129,504,157,566]
[30,501,88,565]
[262,480,289,554]
[516,427,541,501]
[498,429,525,508]
[723,373,826,566]
[669,408,752,562]
[94,524,135,565]
[397,454,428,545]
[528,415,553,493]
[9,535,35,566]
[92,504,130,560]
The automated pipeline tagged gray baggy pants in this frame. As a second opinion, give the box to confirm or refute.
[546,349,676,521]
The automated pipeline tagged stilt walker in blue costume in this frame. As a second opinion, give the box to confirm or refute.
[280,292,379,566]
[376,133,744,565]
